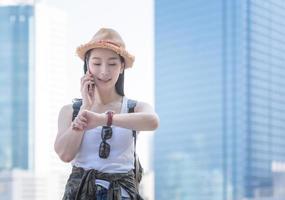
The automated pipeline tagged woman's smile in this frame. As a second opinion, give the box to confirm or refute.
[96,77,111,83]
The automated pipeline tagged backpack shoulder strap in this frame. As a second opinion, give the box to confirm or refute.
[127,99,137,137]
[127,99,141,186]
[72,98,83,121]
[127,98,137,112]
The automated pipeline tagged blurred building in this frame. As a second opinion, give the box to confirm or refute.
[154,0,285,199]
[0,170,47,200]
[0,0,34,172]
[0,0,69,199]
[0,2,36,199]
[34,2,70,199]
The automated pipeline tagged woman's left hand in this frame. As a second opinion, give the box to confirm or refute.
[73,110,105,131]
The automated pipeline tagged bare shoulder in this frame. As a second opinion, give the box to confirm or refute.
[134,100,155,113]
[57,104,73,132]
[59,104,73,118]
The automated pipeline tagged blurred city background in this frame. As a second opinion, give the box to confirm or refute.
[0,0,285,199]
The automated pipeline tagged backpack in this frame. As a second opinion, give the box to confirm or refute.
[71,98,144,188]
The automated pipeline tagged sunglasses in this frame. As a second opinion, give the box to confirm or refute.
[99,126,112,158]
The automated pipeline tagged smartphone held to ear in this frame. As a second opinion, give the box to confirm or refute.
[88,74,96,92]
[88,82,95,92]
[86,67,95,92]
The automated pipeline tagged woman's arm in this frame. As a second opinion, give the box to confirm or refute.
[112,101,160,131]
[54,104,88,163]
[54,101,159,162]
[84,101,160,131]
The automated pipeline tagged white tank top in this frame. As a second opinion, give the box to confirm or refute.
[71,96,135,196]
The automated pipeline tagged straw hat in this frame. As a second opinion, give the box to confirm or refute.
[76,28,135,69]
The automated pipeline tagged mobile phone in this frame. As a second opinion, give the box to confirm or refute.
[87,69,95,92]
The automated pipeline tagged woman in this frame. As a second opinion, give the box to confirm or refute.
[54,28,159,200]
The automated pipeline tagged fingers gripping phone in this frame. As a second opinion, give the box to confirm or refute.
[85,59,95,92]
[88,77,95,92]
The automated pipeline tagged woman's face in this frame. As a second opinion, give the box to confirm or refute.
[87,48,124,89]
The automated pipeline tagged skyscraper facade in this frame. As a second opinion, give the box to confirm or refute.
[154,0,285,199]
[0,2,69,199]
[0,3,34,170]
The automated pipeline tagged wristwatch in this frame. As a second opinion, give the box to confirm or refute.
[105,110,114,126]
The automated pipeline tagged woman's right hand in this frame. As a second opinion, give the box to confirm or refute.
[80,70,95,109]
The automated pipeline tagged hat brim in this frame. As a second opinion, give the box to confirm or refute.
[76,42,135,69]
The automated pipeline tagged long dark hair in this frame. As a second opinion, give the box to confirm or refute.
[83,49,125,96]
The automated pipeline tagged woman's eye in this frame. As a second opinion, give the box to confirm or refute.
[93,63,100,66]
[109,63,116,66]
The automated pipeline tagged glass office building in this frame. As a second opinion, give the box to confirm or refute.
[0,4,34,170]
[154,0,285,199]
